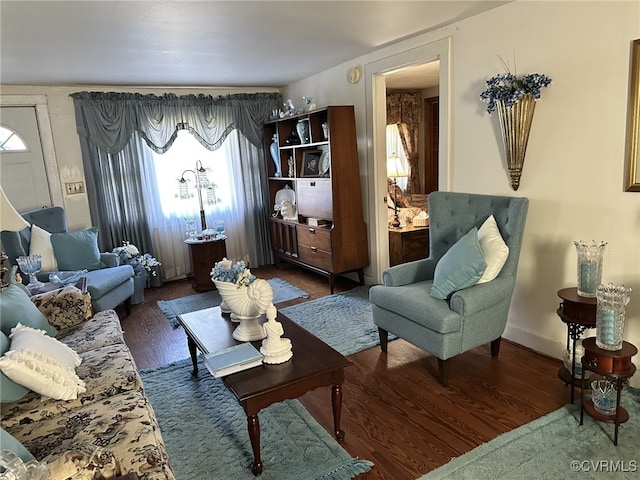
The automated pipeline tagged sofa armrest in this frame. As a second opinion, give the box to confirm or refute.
[100,252,120,268]
[382,258,437,287]
[449,276,514,316]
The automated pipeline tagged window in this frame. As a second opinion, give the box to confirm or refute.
[386,124,408,190]
[0,125,28,151]
[151,129,232,218]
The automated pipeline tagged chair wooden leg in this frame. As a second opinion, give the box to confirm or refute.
[437,358,450,387]
[124,297,132,317]
[491,337,502,357]
[378,327,388,353]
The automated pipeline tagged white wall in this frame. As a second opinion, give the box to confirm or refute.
[0,85,278,230]
[284,1,640,385]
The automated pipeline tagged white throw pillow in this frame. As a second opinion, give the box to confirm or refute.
[476,215,509,284]
[29,224,58,272]
[0,323,85,400]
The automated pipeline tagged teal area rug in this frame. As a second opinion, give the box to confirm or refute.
[280,285,392,356]
[418,388,640,480]
[158,278,309,327]
[141,359,373,480]
[143,286,381,479]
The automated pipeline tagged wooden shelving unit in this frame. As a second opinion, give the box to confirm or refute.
[262,106,368,292]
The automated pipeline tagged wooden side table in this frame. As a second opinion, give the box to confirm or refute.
[580,337,637,445]
[556,287,597,403]
[388,224,429,266]
[185,237,227,292]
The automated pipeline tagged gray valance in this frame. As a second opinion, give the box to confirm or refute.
[70,91,281,154]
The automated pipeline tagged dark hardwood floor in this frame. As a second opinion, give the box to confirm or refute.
[117,264,568,480]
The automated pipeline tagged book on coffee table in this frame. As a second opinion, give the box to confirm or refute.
[204,342,264,377]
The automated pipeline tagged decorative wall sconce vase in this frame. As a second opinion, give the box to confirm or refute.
[496,93,536,191]
[481,69,551,190]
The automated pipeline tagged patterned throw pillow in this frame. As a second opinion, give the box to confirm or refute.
[30,286,93,330]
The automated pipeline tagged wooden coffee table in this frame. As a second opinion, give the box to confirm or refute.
[177,306,352,475]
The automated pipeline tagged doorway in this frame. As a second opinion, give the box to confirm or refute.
[364,38,450,283]
[0,106,51,210]
[0,95,63,211]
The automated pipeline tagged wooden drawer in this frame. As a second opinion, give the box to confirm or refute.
[583,346,635,375]
[297,224,333,270]
[388,225,429,266]
[403,229,429,254]
[296,225,332,251]
[298,244,333,271]
[296,179,332,220]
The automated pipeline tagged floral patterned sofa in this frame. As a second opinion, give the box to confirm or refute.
[0,284,175,480]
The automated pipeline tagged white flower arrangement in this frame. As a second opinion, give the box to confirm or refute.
[112,241,161,276]
[210,257,255,287]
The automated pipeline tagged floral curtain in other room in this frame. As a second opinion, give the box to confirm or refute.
[387,92,422,193]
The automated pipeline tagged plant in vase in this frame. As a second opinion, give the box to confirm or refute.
[112,241,162,302]
[480,60,552,190]
[210,258,273,341]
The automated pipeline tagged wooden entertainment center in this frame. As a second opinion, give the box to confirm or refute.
[262,106,368,293]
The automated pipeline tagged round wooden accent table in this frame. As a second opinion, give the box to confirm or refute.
[556,287,597,403]
[579,337,637,445]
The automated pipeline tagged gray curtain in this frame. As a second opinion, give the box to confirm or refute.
[71,91,280,264]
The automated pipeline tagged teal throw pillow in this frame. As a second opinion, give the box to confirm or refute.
[1,332,30,402]
[51,227,101,271]
[0,284,57,337]
[1,427,35,464]
[431,227,487,300]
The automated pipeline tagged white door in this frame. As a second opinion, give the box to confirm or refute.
[0,106,51,211]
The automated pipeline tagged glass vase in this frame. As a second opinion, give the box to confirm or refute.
[574,240,606,297]
[562,343,590,379]
[16,254,44,292]
[596,282,632,351]
[296,119,310,144]
[591,379,617,415]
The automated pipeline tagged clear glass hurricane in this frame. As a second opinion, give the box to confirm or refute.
[16,254,44,291]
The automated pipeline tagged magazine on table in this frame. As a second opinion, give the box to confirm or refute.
[204,342,264,377]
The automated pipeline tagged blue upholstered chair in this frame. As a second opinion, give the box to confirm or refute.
[0,206,134,314]
[369,192,529,386]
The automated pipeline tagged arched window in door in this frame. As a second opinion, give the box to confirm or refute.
[0,125,28,151]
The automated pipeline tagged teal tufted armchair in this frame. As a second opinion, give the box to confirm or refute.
[369,192,529,386]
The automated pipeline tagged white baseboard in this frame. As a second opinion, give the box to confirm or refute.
[503,324,565,359]
[503,324,639,389]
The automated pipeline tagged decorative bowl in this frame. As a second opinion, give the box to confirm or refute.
[591,380,617,415]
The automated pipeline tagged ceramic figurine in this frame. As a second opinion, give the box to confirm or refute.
[260,304,293,364]
[270,134,281,177]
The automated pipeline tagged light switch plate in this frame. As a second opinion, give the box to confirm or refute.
[65,181,85,195]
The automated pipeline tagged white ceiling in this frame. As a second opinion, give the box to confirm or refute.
[0,1,507,88]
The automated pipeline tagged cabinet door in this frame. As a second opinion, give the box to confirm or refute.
[269,220,298,258]
[296,179,332,220]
